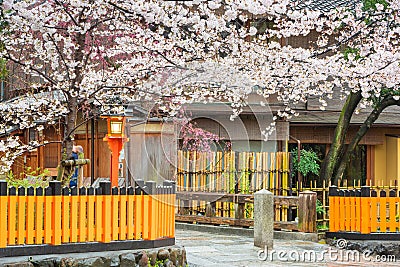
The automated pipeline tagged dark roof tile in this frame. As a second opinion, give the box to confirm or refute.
[292,0,359,12]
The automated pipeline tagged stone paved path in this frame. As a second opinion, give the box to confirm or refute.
[1,228,399,267]
[175,229,400,267]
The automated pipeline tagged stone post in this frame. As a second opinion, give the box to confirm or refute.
[254,189,273,249]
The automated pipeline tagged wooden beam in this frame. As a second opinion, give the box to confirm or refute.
[175,214,299,231]
[61,159,90,167]
[176,192,299,206]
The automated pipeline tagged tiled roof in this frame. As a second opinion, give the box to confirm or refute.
[290,109,400,126]
[292,0,359,12]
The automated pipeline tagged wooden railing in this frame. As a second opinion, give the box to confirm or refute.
[176,191,317,232]
[329,186,400,234]
[0,180,175,256]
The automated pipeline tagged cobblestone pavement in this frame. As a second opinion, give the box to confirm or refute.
[175,229,400,267]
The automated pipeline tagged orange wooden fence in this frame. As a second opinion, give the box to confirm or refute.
[329,186,400,234]
[0,180,175,252]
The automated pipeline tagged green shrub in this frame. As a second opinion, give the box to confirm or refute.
[291,148,320,177]
[3,167,50,188]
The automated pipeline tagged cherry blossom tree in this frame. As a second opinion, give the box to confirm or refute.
[0,0,399,185]
[129,0,400,184]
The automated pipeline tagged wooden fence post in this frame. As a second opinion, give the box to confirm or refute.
[145,181,157,240]
[205,202,216,217]
[328,186,338,232]
[170,183,175,237]
[235,195,245,220]
[360,186,370,234]
[100,181,112,242]
[298,191,317,233]
[0,180,7,248]
[134,185,143,240]
[50,181,62,245]
[389,189,397,233]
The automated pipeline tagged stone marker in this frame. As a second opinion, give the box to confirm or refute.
[254,189,273,249]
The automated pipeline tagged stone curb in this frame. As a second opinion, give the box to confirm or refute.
[176,222,318,242]
[0,246,187,267]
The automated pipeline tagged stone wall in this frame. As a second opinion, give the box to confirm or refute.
[327,239,400,260]
[1,246,187,267]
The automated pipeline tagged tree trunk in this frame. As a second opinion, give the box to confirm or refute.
[58,96,78,184]
[58,30,86,184]
[332,96,400,184]
[320,91,362,185]
[62,96,78,159]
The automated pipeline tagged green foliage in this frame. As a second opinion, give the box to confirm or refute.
[3,167,50,188]
[343,47,361,61]
[148,259,165,267]
[245,203,254,219]
[291,148,320,177]
[370,88,400,109]
[362,0,388,11]
[317,222,329,231]
[380,88,400,98]
[0,58,6,78]
[148,259,186,267]
[316,199,325,215]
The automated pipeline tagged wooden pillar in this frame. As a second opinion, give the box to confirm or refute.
[360,186,371,234]
[234,195,245,220]
[298,191,317,233]
[104,137,123,187]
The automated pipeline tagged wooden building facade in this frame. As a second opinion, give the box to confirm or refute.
[10,118,112,180]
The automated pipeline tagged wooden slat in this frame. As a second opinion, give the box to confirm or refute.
[78,194,87,242]
[0,195,7,248]
[379,197,386,232]
[370,196,378,232]
[389,197,397,232]
[120,194,127,240]
[62,194,70,243]
[103,194,111,242]
[127,194,134,240]
[52,195,62,245]
[35,194,44,244]
[70,195,78,243]
[87,195,95,242]
[111,193,119,240]
[17,194,26,245]
[95,194,103,242]
[26,195,35,244]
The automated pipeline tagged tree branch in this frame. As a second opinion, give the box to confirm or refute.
[53,0,79,26]
[4,55,58,86]
[47,33,71,81]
